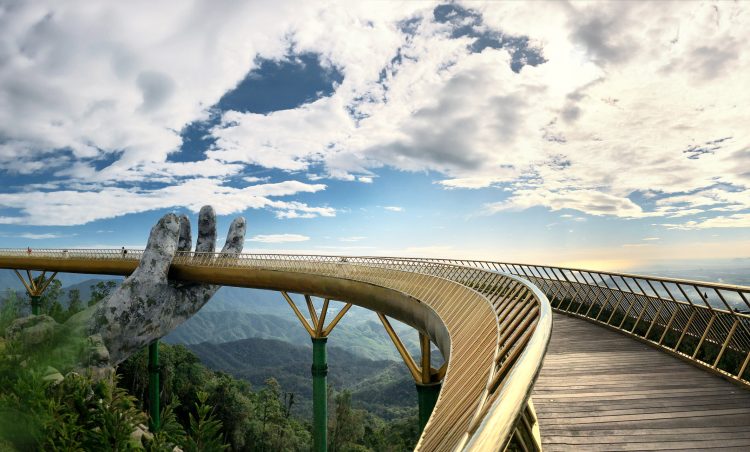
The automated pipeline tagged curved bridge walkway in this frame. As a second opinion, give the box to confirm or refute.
[534,314,750,451]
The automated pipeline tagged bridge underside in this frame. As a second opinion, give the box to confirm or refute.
[533,313,750,451]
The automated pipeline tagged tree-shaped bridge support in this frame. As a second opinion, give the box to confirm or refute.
[378,313,447,433]
[13,269,58,315]
[283,291,352,452]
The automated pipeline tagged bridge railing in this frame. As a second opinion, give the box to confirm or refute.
[386,258,750,388]
[0,249,552,451]
[6,248,747,386]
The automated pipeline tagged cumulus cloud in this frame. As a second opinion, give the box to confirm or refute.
[209,96,356,171]
[1,0,749,231]
[383,206,404,212]
[485,188,646,218]
[0,179,330,225]
[209,1,750,229]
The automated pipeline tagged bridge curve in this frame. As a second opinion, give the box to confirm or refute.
[3,250,750,450]
[0,250,551,451]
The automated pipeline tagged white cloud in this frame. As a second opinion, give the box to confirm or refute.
[0,179,331,225]
[210,96,356,171]
[484,188,646,218]
[16,233,67,240]
[1,1,749,231]
[339,236,366,242]
[248,234,310,243]
[242,176,271,184]
[269,201,336,219]
[383,206,403,212]
[0,1,306,180]
[662,213,750,230]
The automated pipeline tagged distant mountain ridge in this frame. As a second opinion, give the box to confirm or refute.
[166,286,430,362]
[165,308,424,362]
[0,271,440,363]
[165,311,309,346]
[0,269,118,293]
[188,336,415,419]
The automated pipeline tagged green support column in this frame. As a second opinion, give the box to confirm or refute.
[30,295,41,315]
[148,340,160,432]
[416,382,441,433]
[311,337,328,452]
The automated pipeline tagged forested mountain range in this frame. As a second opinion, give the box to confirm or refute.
[189,337,415,419]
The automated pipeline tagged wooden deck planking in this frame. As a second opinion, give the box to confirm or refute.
[533,314,750,450]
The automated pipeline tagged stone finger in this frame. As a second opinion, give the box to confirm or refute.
[220,216,246,255]
[177,214,192,252]
[195,205,216,253]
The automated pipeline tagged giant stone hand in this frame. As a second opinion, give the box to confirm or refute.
[86,206,246,366]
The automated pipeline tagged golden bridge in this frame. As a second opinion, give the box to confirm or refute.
[1,249,749,451]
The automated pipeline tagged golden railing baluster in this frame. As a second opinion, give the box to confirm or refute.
[659,308,680,345]
[576,272,603,316]
[692,314,717,360]
[630,298,651,333]
[739,351,750,379]
[675,311,698,352]
[644,303,664,341]
[615,278,641,324]
[558,270,580,312]
[585,273,612,318]
[713,318,739,368]
[543,268,568,308]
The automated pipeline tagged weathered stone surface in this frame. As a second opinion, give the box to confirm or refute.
[86,334,110,365]
[6,315,58,345]
[78,205,246,366]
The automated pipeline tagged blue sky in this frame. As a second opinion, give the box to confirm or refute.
[0,1,749,271]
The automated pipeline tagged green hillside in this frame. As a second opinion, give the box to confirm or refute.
[188,337,416,420]
[166,308,429,363]
[0,269,118,293]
